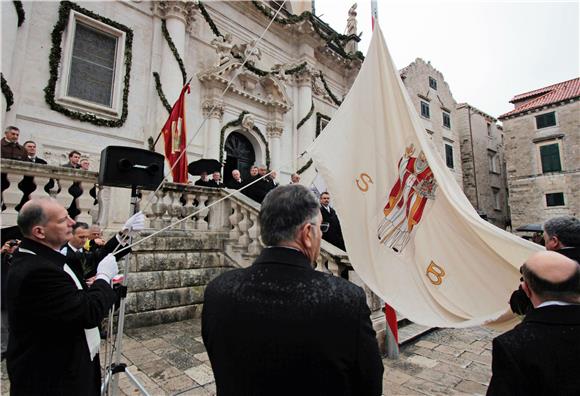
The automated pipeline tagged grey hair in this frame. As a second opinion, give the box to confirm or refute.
[543,216,580,247]
[17,198,53,237]
[4,125,19,134]
[259,184,320,246]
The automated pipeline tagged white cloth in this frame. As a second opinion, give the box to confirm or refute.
[19,248,100,360]
[308,24,542,329]
[537,301,574,308]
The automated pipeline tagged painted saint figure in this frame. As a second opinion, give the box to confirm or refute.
[377,143,437,252]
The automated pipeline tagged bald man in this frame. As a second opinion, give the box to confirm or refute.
[487,251,580,395]
[6,198,119,396]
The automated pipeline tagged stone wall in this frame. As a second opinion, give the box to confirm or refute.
[124,232,235,328]
[502,100,580,229]
[401,58,464,187]
[456,105,509,228]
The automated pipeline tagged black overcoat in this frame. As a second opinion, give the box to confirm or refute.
[6,238,117,396]
[487,304,580,395]
[202,247,384,396]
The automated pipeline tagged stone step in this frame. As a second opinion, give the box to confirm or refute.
[398,322,435,345]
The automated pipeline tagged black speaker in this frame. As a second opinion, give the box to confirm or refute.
[98,146,164,190]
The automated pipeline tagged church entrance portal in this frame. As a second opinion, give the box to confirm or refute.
[224,131,255,185]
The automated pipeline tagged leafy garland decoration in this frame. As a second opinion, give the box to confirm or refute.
[161,19,187,85]
[284,62,306,75]
[44,1,133,128]
[13,1,25,27]
[219,111,270,168]
[197,1,223,38]
[297,100,314,130]
[1,74,14,112]
[297,159,312,175]
[315,112,331,137]
[250,0,363,61]
[153,72,172,113]
[318,71,342,106]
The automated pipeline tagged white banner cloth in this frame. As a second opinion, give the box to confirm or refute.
[308,25,542,328]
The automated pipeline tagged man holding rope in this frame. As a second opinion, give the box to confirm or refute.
[5,198,141,396]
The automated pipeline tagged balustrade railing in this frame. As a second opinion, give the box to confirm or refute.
[1,159,378,311]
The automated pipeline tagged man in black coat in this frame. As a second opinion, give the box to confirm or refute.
[320,191,346,251]
[6,198,120,396]
[202,185,383,396]
[487,251,580,395]
[23,140,47,164]
[226,169,244,189]
[509,215,579,315]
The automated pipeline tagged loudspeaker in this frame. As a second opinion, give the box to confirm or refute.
[98,146,164,190]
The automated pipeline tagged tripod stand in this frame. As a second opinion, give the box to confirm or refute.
[101,185,151,396]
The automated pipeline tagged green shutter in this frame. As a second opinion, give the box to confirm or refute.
[540,144,561,173]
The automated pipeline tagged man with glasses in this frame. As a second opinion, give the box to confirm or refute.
[202,184,383,396]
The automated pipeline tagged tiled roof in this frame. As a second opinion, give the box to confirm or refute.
[499,77,580,119]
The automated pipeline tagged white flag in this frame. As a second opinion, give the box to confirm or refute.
[308,25,543,328]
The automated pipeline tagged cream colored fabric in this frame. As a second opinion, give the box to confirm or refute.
[308,25,543,328]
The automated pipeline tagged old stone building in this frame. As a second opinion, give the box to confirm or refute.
[400,58,463,186]
[1,0,363,226]
[499,77,580,230]
[456,104,509,229]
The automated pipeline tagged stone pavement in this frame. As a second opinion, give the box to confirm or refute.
[1,319,500,395]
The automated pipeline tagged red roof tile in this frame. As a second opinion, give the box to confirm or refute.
[499,77,580,119]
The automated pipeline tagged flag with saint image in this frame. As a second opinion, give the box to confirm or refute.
[308,25,542,328]
[162,83,190,183]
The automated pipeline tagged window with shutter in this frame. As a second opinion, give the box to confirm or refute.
[445,144,454,168]
[539,143,561,173]
[546,192,565,207]
[535,112,556,129]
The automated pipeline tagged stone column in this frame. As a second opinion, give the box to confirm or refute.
[1,1,19,120]
[156,1,194,102]
[202,99,224,160]
[295,68,315,167]
[267,122,284,171]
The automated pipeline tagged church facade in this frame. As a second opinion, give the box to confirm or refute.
[1,0,363,188]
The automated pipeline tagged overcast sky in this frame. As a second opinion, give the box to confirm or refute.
[313,0,579,119]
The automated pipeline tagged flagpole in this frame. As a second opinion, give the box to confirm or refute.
[151,77,193,150]
[370,0,400,360]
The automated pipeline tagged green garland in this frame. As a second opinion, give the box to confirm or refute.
[318,71,342,106]
[161,19,187,85]
[297,100,314,130]
[315,112,331,137]
[1,73,14,112]
[232,53,269,77]
[13,1,25,27]
[297,159,312,175]
[198,1,223,38]
[153,72,172,113]
[44,1,133,128]
[284,62,306,75]
[219,111,270,168]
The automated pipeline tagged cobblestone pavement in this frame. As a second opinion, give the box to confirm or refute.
[1,320,499,395]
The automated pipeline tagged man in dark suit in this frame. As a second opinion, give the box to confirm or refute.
[6,197,120,396]
[320,191,346,251]
[226,169,244,189]
[61,150,82,168]
[23,140,47,164]
[488,251,580,395]
[202,184,383,396]
[509,215,579,315]
[206,171,225,188]
[194,171,211,187]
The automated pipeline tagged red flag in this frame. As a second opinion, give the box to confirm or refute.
[162,84,190,183]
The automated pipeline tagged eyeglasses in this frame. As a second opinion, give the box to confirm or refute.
[320,222,330,233]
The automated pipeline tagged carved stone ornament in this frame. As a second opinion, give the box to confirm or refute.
[154,1,196,26]
[210,33,234,67]
[202,99,225,120]
[241,113,255,131]
[266,122,284,139]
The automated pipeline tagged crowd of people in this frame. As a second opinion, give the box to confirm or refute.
[1,126,90,169]
[2,124,578,395]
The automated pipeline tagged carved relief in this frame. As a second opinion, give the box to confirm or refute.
[202,99,225,120]
[154,1,196,27]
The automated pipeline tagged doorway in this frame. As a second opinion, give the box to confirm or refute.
[224,131,256,184]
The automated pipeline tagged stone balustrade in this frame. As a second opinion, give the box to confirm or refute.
[1,160,382,332]
[1,159,103,227]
